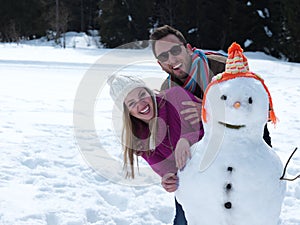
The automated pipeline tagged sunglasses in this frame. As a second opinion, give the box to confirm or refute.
[156,44,184,62]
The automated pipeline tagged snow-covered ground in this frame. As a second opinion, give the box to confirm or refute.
[0,36,300,224]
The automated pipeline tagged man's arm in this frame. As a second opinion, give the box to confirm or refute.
[206,54,226,79]
[160,78,169,91]
[263,124,272,147]
[160,76,181,91]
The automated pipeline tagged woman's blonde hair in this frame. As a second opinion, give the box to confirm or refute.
[121,87,157,178]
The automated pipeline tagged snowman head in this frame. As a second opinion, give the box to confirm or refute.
[201,43,276,135]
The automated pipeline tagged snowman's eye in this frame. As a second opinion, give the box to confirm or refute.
[220,95,227,100]
[248,97,253,104]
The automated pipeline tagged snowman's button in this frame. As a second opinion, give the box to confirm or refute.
[224,202,232,209]
[227,166,233,172]
[226,183,232,190]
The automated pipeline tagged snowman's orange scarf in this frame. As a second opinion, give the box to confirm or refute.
[201,72,277,125]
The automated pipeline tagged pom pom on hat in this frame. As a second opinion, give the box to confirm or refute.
[107,74,146,110]
[225,42,249,74]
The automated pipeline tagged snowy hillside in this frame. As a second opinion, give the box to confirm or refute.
[0,36,300,224]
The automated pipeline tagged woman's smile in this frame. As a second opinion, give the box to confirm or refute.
[139,104,150,114]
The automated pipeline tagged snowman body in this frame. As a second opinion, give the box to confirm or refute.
[176,77,286,225]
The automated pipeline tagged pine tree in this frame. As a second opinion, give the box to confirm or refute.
[282,0,300,62]
[0,0,48,41]
[97,0,152,48]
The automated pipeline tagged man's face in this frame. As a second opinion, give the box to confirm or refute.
[154,34,192,82]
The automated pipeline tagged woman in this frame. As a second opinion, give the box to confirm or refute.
[107,74,204,224]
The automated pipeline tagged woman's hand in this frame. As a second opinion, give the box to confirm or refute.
[175,138,191,170]
[161,173,178,192]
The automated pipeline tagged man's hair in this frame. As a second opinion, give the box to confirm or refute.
[149,25,187,57]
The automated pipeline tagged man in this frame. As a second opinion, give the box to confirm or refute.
[150,25,226,99]
[150,25,272,225]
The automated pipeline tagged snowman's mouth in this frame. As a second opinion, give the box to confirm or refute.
[218,121,246,129]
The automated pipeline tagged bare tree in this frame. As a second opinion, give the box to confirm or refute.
[56,0,59,43]
[46,1,70,47]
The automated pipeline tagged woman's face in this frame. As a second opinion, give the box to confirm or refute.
[124,87,155,123]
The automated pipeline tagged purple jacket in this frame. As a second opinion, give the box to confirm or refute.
[137,86,204,177]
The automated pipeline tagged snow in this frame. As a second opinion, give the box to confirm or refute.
[244,39,253,48]
[257,10,265,18]
[1,36,300,224]
[264,26,273,37]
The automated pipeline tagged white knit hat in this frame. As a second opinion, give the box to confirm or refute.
[107,74,146,110]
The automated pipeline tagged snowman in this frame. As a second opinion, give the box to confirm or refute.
[176,42,286,225]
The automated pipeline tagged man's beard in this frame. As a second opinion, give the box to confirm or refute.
[168,68,189,81]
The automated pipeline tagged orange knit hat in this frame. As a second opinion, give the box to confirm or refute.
[201,42,277,125]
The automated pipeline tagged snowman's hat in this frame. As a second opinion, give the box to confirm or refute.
[202,42,277,125]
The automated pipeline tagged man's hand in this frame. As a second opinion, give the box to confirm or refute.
[161,173,178,192]
[175,138,191,170]
[181,100,202,125]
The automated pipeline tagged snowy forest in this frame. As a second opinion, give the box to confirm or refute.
[0,0,299,62]
[1,1,300,224]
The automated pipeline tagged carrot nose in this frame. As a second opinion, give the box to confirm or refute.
[234,101,241,108]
